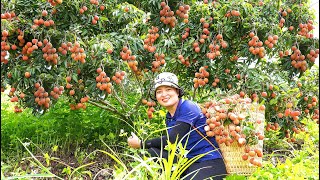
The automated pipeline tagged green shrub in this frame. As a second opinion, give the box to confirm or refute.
[249,118,319,180]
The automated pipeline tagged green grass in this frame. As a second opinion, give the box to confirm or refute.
[1,93,129,161]
[1,92,319,179]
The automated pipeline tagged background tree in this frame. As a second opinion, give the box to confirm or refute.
[1,0,319,143]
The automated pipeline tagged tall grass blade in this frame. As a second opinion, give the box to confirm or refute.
[17,138,63,180]
[96,149,128,172]
[69,161,96,179]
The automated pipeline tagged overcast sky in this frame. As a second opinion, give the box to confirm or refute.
[310,0,319,38]
[310,0,319,65]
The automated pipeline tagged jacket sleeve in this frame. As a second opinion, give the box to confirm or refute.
[141,121,191,149]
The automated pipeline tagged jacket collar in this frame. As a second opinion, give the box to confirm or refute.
[166,98,184,120]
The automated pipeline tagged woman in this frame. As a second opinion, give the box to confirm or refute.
[128,72,227,180]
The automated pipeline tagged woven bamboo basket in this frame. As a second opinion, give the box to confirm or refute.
[217,125,264,175]
[207,100,265,175]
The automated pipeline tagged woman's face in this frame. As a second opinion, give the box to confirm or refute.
[155,85,179,109]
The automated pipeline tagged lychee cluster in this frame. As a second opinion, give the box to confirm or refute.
[111,71,125,84]
[21,41,37,61]
[306,48,319,63]
[181,27,190,40]
[48,0,63,6]
[58,42,70,55]
[32,18,55,30]
[224,10,240,17]
[248,32,265,58]
[17,30,26,47]
[34,83,51,109]
[193,67,209,88]
[14,105,23,113]
[70,42,86,64]
[41,39,59,65]
[1,40,10,64]
[177,54,190,67]
[143,26,159,53]
[79,6,88,14]
[69,96,89,110]
[298,20,315,38]
[151,53,166,72]
[120,46,139,72]
[176,4,190,23]
[206,34,227,60]
[142,99,156,119]
[91,15,99,25]
[89,0,99,5]
[264,34,278,49]
[50,86,64,100]
[211,77,220,87]
[159,1,176,27]
[198,18,210,45]
[1,12,16,20]
[290,45,308,71]
[95,68,113,94]
[192,41,200,53]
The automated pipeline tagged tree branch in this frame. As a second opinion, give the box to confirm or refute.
[98,99,118,111]
[127,95,144,117]
[112,88,128,110]
[88,100,129,121]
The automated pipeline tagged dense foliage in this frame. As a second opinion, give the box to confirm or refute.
[1,0,319,179]
[2,0,319,139]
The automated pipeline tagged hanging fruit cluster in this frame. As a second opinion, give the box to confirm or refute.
[207,33,227,60]
[1,11,16,20]
[48,0,63,6]
[177,54,190,66]
[111,71,126,84]
[69,96,89,110]
[142,99,156,119]
[79,6,88,14]
[193,66,209,88]
[58,42,71,56]
[192,41,200,53]
[95,68,112,94]
[306,48,319,63]
[264,35,278,49]
[298,20,315,38]
[224,9,241,17]
[181,27,190,40]
[176,4,190,23]
[14,105,23,113]
[159,1,176,27]
[70,42,86,63]
[50,86,64,100]
[143,26,159,53]
[41,39,59,64]
[248,32,265,58]
[1,40,10,64]
[151,53,166,72]
[120,46,138,72]
[34,83,51,109]
[199,18,210,45]
[290,45,307,71]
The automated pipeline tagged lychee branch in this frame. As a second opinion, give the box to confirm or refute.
[88,99,129,121]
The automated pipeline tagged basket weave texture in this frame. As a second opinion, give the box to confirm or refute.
[208,100,265,175]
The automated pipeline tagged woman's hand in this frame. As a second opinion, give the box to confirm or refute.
[127,132,141,149]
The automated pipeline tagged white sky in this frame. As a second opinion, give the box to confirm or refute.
[311,0,319,38]
[310,0,319,65]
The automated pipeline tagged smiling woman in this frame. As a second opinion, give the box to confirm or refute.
[127,72,227,180]
[154,86,180,115]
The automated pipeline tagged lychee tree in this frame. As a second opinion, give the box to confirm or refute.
[1,0,319,143]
